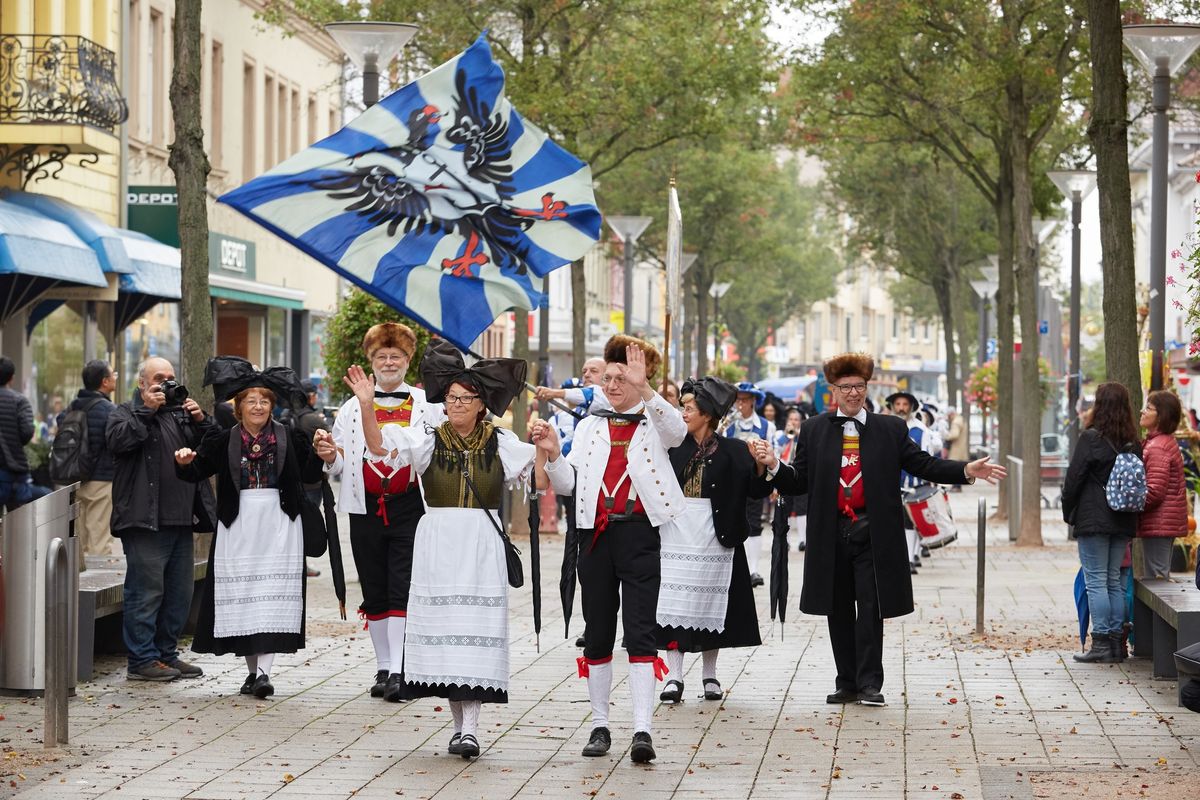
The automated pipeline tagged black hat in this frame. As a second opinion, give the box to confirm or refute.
[203,356,307,411]
[420,338,527,416]
[885,391,919,411]
[680,376,738,421]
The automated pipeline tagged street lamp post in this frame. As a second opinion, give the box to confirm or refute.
[607,216,653,335]
[1123,23,1200,390]
[709,281,732,367]
[324,21,419,108]
[1047,169,1097,456]
[970,265,998,451]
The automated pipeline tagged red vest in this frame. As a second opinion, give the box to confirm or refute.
[838,432,865,519]
[592,420,645,539]
[362,399,414,495]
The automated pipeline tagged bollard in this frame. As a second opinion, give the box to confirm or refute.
[976,498,986,636]
[44,537,69,747]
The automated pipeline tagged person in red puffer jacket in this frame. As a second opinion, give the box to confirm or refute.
[1137,390,1188,579]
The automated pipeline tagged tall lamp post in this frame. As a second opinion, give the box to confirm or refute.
[607,216,653,335]
[1123,24,1200,390]
[1047,169,1097,456]
[970,274,998,450]
[678,252,698,376]
[709,281,732,367]
[324,21,419,108]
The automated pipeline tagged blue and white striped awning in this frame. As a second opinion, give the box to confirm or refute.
[0,190,135,276]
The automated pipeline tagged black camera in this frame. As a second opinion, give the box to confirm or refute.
[157,379,189,405]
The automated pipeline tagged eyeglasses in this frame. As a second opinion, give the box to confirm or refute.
[372,353,410,363]
[833,383,868,394]
[445,393,480,406]
[600,375,627,386]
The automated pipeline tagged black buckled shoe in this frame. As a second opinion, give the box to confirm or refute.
[630,731,656,763]
[458,734,480,760]
[826,688,857,704]
[239,673,256,695]
[252,673,274,699]
[383,673,404,702]
[447,732,463,755]
[575,636,586,648]
[370,669,389,697]
[750,573,765,587]
[582,726,611,757]
[858,687,885,706]
[703,679,723,701]
[659,680,684,703]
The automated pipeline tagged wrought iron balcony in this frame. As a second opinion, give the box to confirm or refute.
[0,34,128,130]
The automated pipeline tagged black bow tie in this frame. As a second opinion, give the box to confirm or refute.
[593,409,645,423]
[375,391,410,400]
[831,415,864,432]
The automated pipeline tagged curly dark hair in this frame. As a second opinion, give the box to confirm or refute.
[1087,382,1139,448]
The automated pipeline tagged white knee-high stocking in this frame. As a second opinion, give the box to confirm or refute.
[629,662,657,735]
[368,618,389,670]
[665,649,684,681]
[256,652,275,677]
[450,700,464,734]
[586,661,613,729]
[244,655,258,675]
[745,536,761,575]
[702,649,719,681]
[387,616,406,675]
[461,700,481,737]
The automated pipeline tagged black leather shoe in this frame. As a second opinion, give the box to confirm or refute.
[797,542,806,552]
[582,726,611,757]
[370,669,389,697]
[458,734,480,759]
[858,687,885,706]
[383,673,404,702]
[703,679,723,700]
[239,673,256,695]
[252,673,274,699]
[909,562,919,574]
[750,573,764,587]
[630,731,656,763]
[659,680,684,703]
[920,545,931,557]
[826,688,857,704]
[447,733,463,755]
[575,636,586,648]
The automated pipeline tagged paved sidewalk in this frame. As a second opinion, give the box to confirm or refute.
[2,485,1197,799]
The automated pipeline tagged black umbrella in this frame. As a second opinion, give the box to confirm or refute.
[560,493,580,639]
[322,478,347,619]
[769,494,791,638]
[528,474,543,651]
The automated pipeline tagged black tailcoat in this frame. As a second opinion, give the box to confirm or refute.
[771,411,970,618]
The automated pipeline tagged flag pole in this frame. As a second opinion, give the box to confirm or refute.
[663,178,682,394]
[463,346,584,420]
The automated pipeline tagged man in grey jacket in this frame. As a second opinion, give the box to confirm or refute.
[106,357,217,682]
[0,356,50,510]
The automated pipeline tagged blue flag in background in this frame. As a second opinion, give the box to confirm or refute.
[219,34,601,350]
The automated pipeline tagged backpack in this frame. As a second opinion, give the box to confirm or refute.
[1103,440,1147,513]
[49,398,103,484]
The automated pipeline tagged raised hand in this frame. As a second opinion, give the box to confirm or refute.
[623,344,648,393]
[343,364,376,406]
[175,447,196,466]
[535,386,565,401]
[966,456,1007,484]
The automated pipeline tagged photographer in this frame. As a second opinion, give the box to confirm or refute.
[106,357,218,682]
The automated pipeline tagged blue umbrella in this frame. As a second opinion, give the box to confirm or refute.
[1073,567,1089,648]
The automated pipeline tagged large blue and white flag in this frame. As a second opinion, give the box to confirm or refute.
[219,34,601,350]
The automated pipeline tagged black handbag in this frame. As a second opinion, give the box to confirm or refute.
[301,497,328,558]
[452,449,523,589]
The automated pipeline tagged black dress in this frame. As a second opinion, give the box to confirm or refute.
[655,435,772,652]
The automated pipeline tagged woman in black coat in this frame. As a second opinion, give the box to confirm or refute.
[1060,382,1140,664]
[174,358,325,698]
[655,377,772,703]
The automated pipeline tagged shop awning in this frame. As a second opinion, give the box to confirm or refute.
[209,273,305,310]
[0,197,106,325]
[113,230,182,331]
[0,190,135,275]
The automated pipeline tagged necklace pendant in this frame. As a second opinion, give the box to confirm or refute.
[251,443,261,453]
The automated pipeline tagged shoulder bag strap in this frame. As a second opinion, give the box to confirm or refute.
[448,440,514,547]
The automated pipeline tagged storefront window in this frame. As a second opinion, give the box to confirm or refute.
[30,305,85,433]
[266,306,287,368]
[120,302,180,398]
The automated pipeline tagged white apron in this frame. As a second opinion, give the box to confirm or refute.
[212,489,304,638]
[656,497,733,633]
[404,506,509,692]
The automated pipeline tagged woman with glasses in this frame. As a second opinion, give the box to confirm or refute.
[322,323,442,701]
[655,377,771,704]
[339,339,534,760]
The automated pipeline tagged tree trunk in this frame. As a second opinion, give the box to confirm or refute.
[992,151,1014,520]
[168,0,213,408]
[1009,77,1044,547]
[1087,0,1142,414]
[571,260,587,374]
[935,268,958,430]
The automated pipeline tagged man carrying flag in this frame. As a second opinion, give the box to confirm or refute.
[533,335,685,764]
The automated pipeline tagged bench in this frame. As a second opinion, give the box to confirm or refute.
[1132,577,1200,705]
[77,554,208,680]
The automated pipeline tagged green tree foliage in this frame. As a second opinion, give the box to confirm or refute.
[322,289,431,402]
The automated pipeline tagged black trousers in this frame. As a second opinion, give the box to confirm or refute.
[744,497,764,537]
[579,517,660,660]
[827,524,885,692]
[349,489,424,617]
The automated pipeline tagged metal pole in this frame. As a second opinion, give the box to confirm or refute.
[712,294,720,367]
[623,239,633,335]
[363,61,380,108]
[1149,68,1169,391]
[538,302,550,419]
[1068,194,1082,456]
[44,537,68,747]
[976,498,986,635]
[981,300,990,451]
[977,293,987,367]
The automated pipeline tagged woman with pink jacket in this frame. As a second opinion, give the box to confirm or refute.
[1137,390,1188,579]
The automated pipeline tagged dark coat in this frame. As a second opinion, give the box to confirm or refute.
[70,389,116,481]
[0,386,34,472]
[106,400,218,534]
[658,435,772,651]
[1060,428,1138,537]
[668,435,774,546]
[174,421,325,529]
[771,411,971,619]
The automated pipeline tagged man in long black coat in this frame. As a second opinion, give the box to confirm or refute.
[755,353,1005,706]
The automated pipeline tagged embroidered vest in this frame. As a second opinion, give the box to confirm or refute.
[838,431,865,518]
[362,398,414,496]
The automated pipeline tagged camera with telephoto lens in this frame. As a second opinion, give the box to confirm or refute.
[157,379,189,406]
